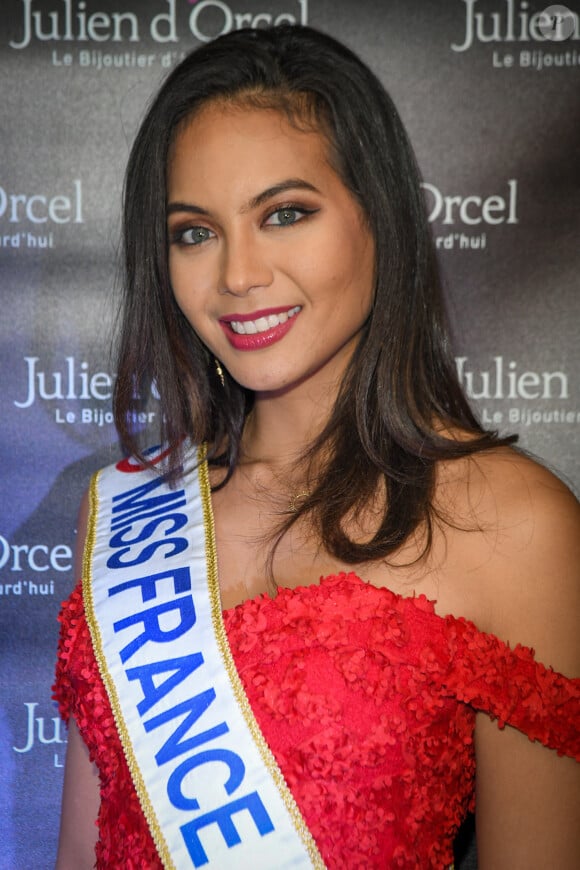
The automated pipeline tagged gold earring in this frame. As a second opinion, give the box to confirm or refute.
[214,358,225,386]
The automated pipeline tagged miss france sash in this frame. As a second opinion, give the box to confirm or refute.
[83,443,325,869]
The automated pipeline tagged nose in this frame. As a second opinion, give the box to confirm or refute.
[219,229,273,297]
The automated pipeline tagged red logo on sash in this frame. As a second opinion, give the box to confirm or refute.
[116,444,173,473]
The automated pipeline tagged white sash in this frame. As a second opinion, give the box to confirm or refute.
[83,443,325,869]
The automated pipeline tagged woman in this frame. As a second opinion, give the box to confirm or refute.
[54,24,579,870]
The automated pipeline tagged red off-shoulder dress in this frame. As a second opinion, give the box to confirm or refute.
[54,572,580,869]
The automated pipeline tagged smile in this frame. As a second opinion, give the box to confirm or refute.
[219,305,302,351]
[229,306,300,334]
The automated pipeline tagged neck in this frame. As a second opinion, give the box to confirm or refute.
[241,370,343,470]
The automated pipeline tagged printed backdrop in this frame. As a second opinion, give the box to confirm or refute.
[1,1,579,866]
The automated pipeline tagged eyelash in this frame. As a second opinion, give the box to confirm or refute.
[263,203,318,227]
[170,225,214,247]
[169,203,318,247]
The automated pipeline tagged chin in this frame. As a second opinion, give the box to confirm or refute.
[245,379,295,398]
[229,368,291,393]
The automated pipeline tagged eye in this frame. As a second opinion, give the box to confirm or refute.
[172,225,215,246]
[264,206,316,227]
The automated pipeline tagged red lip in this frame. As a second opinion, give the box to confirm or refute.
[220,306,297,324]
[219,306,300,351]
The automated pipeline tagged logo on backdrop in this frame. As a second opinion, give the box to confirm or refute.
[422,179,518,252]
[0,533,72,599]
[450,0,579,70]
[12,355,159,431]
[0,179,83,251]
[12,702,67,768]
[8,0,308,68]
[456,355,580,429]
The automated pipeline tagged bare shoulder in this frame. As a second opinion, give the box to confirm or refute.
[462,446,580,543]
[434,447,580,676]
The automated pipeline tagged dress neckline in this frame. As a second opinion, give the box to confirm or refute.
[221,569,438,619]
[196,446,574,683]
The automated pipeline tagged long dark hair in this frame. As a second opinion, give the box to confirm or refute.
[114,24,515,564]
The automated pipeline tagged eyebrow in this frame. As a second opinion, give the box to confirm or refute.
[166,178,321,218]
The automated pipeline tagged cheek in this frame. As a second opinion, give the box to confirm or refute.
[330,234,375,315]
[169,259,210,319]
[171,286,193,325]
[331,213,374,275]
[351,232,376,313]
[299,229,363,292]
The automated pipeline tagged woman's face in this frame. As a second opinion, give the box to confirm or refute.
[167,101,375,398]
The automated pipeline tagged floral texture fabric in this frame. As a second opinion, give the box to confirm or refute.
[54,572,580,869]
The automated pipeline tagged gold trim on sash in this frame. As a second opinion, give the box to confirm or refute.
[83,471,176,870]
[197,445,326,869]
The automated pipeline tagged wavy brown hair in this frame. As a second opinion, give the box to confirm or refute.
[114,24,516,564]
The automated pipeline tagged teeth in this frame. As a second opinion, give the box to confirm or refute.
[229,306,300,335]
